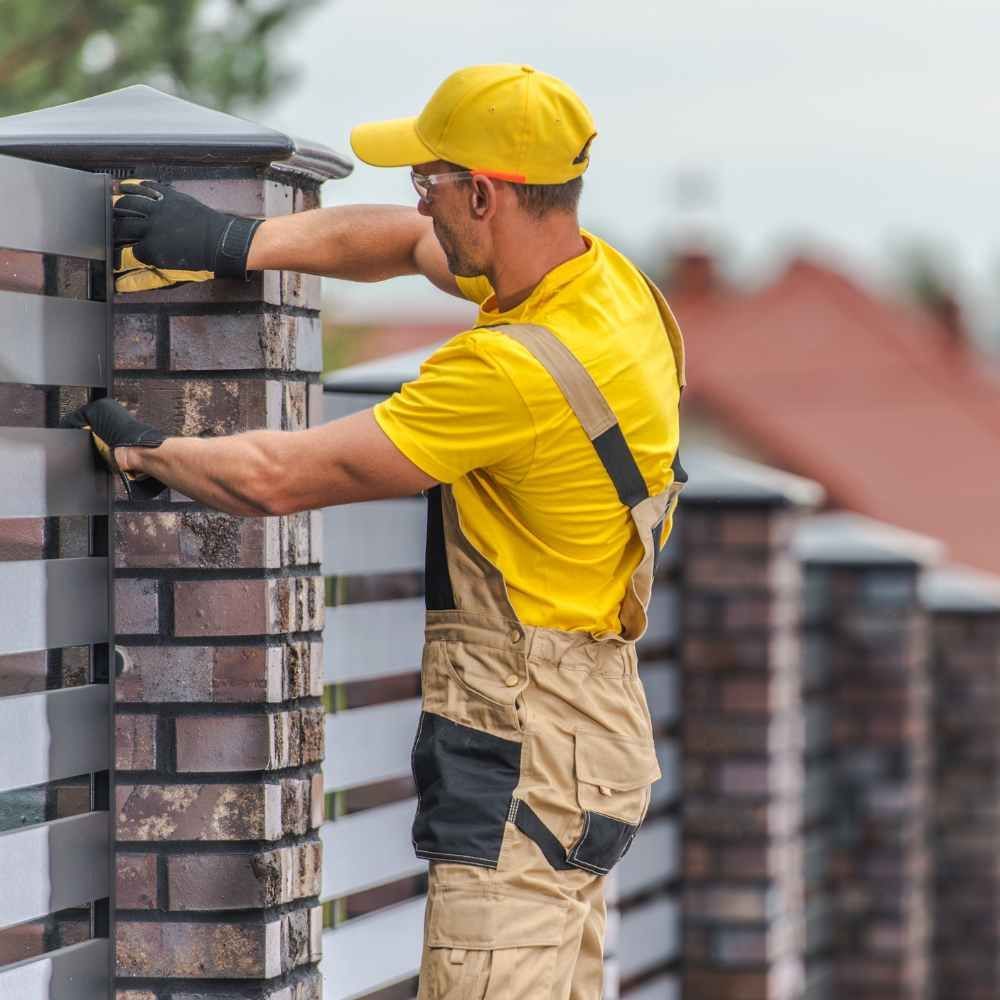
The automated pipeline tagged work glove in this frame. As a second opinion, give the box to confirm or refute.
[60,398,168,501]
[113,180,263,294]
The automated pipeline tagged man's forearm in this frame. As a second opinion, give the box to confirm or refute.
[247,204,428,281]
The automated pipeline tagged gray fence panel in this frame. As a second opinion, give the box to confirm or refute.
[321,896,425,1000]
[640,661,679,729]
[0,686,110,793]
[618,898,680,980]
[0,938,109,999]
[0,293,107,387]
[320,798,424,900]
[617,818,679,900]
[623,974,679,1000]
[324,699,421,792]
[0,812,110,927]
[324,598,424,684]
[0,155,106,260]
[323,499,425,576]
[0,558,108,655]
[323,391,383,422]
[0,430,107,517]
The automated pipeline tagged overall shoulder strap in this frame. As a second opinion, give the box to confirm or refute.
[495,323,650,510]
[638,270,687,392]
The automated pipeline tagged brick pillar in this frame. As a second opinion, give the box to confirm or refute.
[678,451,822,1000]
[924,566,1000,999]
[798,514,938,1000]
[11,85,351,999]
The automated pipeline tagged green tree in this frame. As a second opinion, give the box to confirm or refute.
[0,0,321,117]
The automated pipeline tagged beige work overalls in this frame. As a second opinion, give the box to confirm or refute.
[413,281,686,1000]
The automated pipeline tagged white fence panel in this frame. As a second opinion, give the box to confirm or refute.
[324,699,421,792]
[324,598,424,684]
[0,938,109,1000]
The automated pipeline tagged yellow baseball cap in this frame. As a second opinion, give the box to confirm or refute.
[350,64,597,185]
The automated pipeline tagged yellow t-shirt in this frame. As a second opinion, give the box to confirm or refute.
[373,231,682,635]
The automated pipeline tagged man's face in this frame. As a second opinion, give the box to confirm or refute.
[414,161,488,277]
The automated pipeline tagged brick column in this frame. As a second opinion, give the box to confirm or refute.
[678,451,822,1000]
[13,85,351,999]
[923,566,1000,999]
[797,514,938,1000]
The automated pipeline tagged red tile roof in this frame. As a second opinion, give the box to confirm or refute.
[671,257,1000,573]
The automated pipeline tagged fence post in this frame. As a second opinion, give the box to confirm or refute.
[0,85,351,999]
[797,514,940,1000]
[922,566,1000,999]
[678,451,823,1000]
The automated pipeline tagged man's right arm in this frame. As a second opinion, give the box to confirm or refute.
[247,204,462,296]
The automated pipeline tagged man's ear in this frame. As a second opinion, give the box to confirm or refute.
[470,176,495,219]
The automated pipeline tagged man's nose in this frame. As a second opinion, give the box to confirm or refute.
[416,197,432,218]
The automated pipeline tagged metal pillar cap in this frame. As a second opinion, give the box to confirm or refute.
[0,84,352,178]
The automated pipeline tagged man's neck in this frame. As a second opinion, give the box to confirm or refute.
[486,217,588,313]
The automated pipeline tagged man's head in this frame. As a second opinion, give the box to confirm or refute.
[350,64,596,276]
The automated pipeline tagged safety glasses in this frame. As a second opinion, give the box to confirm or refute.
[410,168,474,204]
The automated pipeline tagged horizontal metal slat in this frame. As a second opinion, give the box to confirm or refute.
[0,938,109,999]
[637,584,678,652]
[0,292,106,387]
[321,798,424,900]
[0,430,107,517]
[617,818,679,901]
[0,686,109,793]
[321,896,425,1000]
[324,699,421,792]
[0,811,109,928]
[0,155,106,260]
[324,598,424,684]
[618,897,680,979]
[640,661,679,730]
[650,740,680,810]
[323,498,425,576]
[0,558,108,655]
[323,392,385,422]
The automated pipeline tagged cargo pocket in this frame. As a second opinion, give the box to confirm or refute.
[568,729,661,875]
[411,711,522,869]
[422,886,566,999]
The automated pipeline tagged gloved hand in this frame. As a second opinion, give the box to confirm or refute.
[113,180,263,294]
[60,398,168,501]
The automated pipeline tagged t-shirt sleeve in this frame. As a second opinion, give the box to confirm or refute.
[373,333,535,484]
[455,274,495,306]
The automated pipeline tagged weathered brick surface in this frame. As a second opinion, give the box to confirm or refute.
[116,578,159,634]
[167,841,322,910]
[116,713,157,770]
[117,853,158,910]
[170,313,322,373]
[680,501,808,1000]
[0,518,46,560]
[115,313,159,370]
[117,783,283,842]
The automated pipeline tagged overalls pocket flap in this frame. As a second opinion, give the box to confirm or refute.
[574,731,661,792]
[574,730,661,828]
[427,886,567,949]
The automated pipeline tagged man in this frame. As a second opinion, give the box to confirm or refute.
[69,64,686,998]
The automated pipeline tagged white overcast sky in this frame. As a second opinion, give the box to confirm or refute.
[261,0,1000,333]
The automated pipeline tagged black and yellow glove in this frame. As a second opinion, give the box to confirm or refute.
[60,398,168,501]
[113,180,263,294]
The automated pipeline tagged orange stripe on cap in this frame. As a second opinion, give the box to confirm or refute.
[472,168,527,183]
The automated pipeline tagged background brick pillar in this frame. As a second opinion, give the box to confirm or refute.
[16,85,352,999]
[678,452,823,1000]
[923,566,1000,999]
[797,514,939,1000]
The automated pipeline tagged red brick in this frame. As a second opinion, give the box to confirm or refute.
[115,313,159,370]
[0,518,45,561]
[116,578,159,634]
[0,384,47,427]
[116,783,282,842]
[173,577,324,638]
[117,713,157,770]
[0,650,47,695]
[116,919,282,978]
[0,249,44,293]
[170,313,321,372]
[117,853,158,910]
[167,842,322,910]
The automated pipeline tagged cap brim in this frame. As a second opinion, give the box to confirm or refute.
[350,116,437,168]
